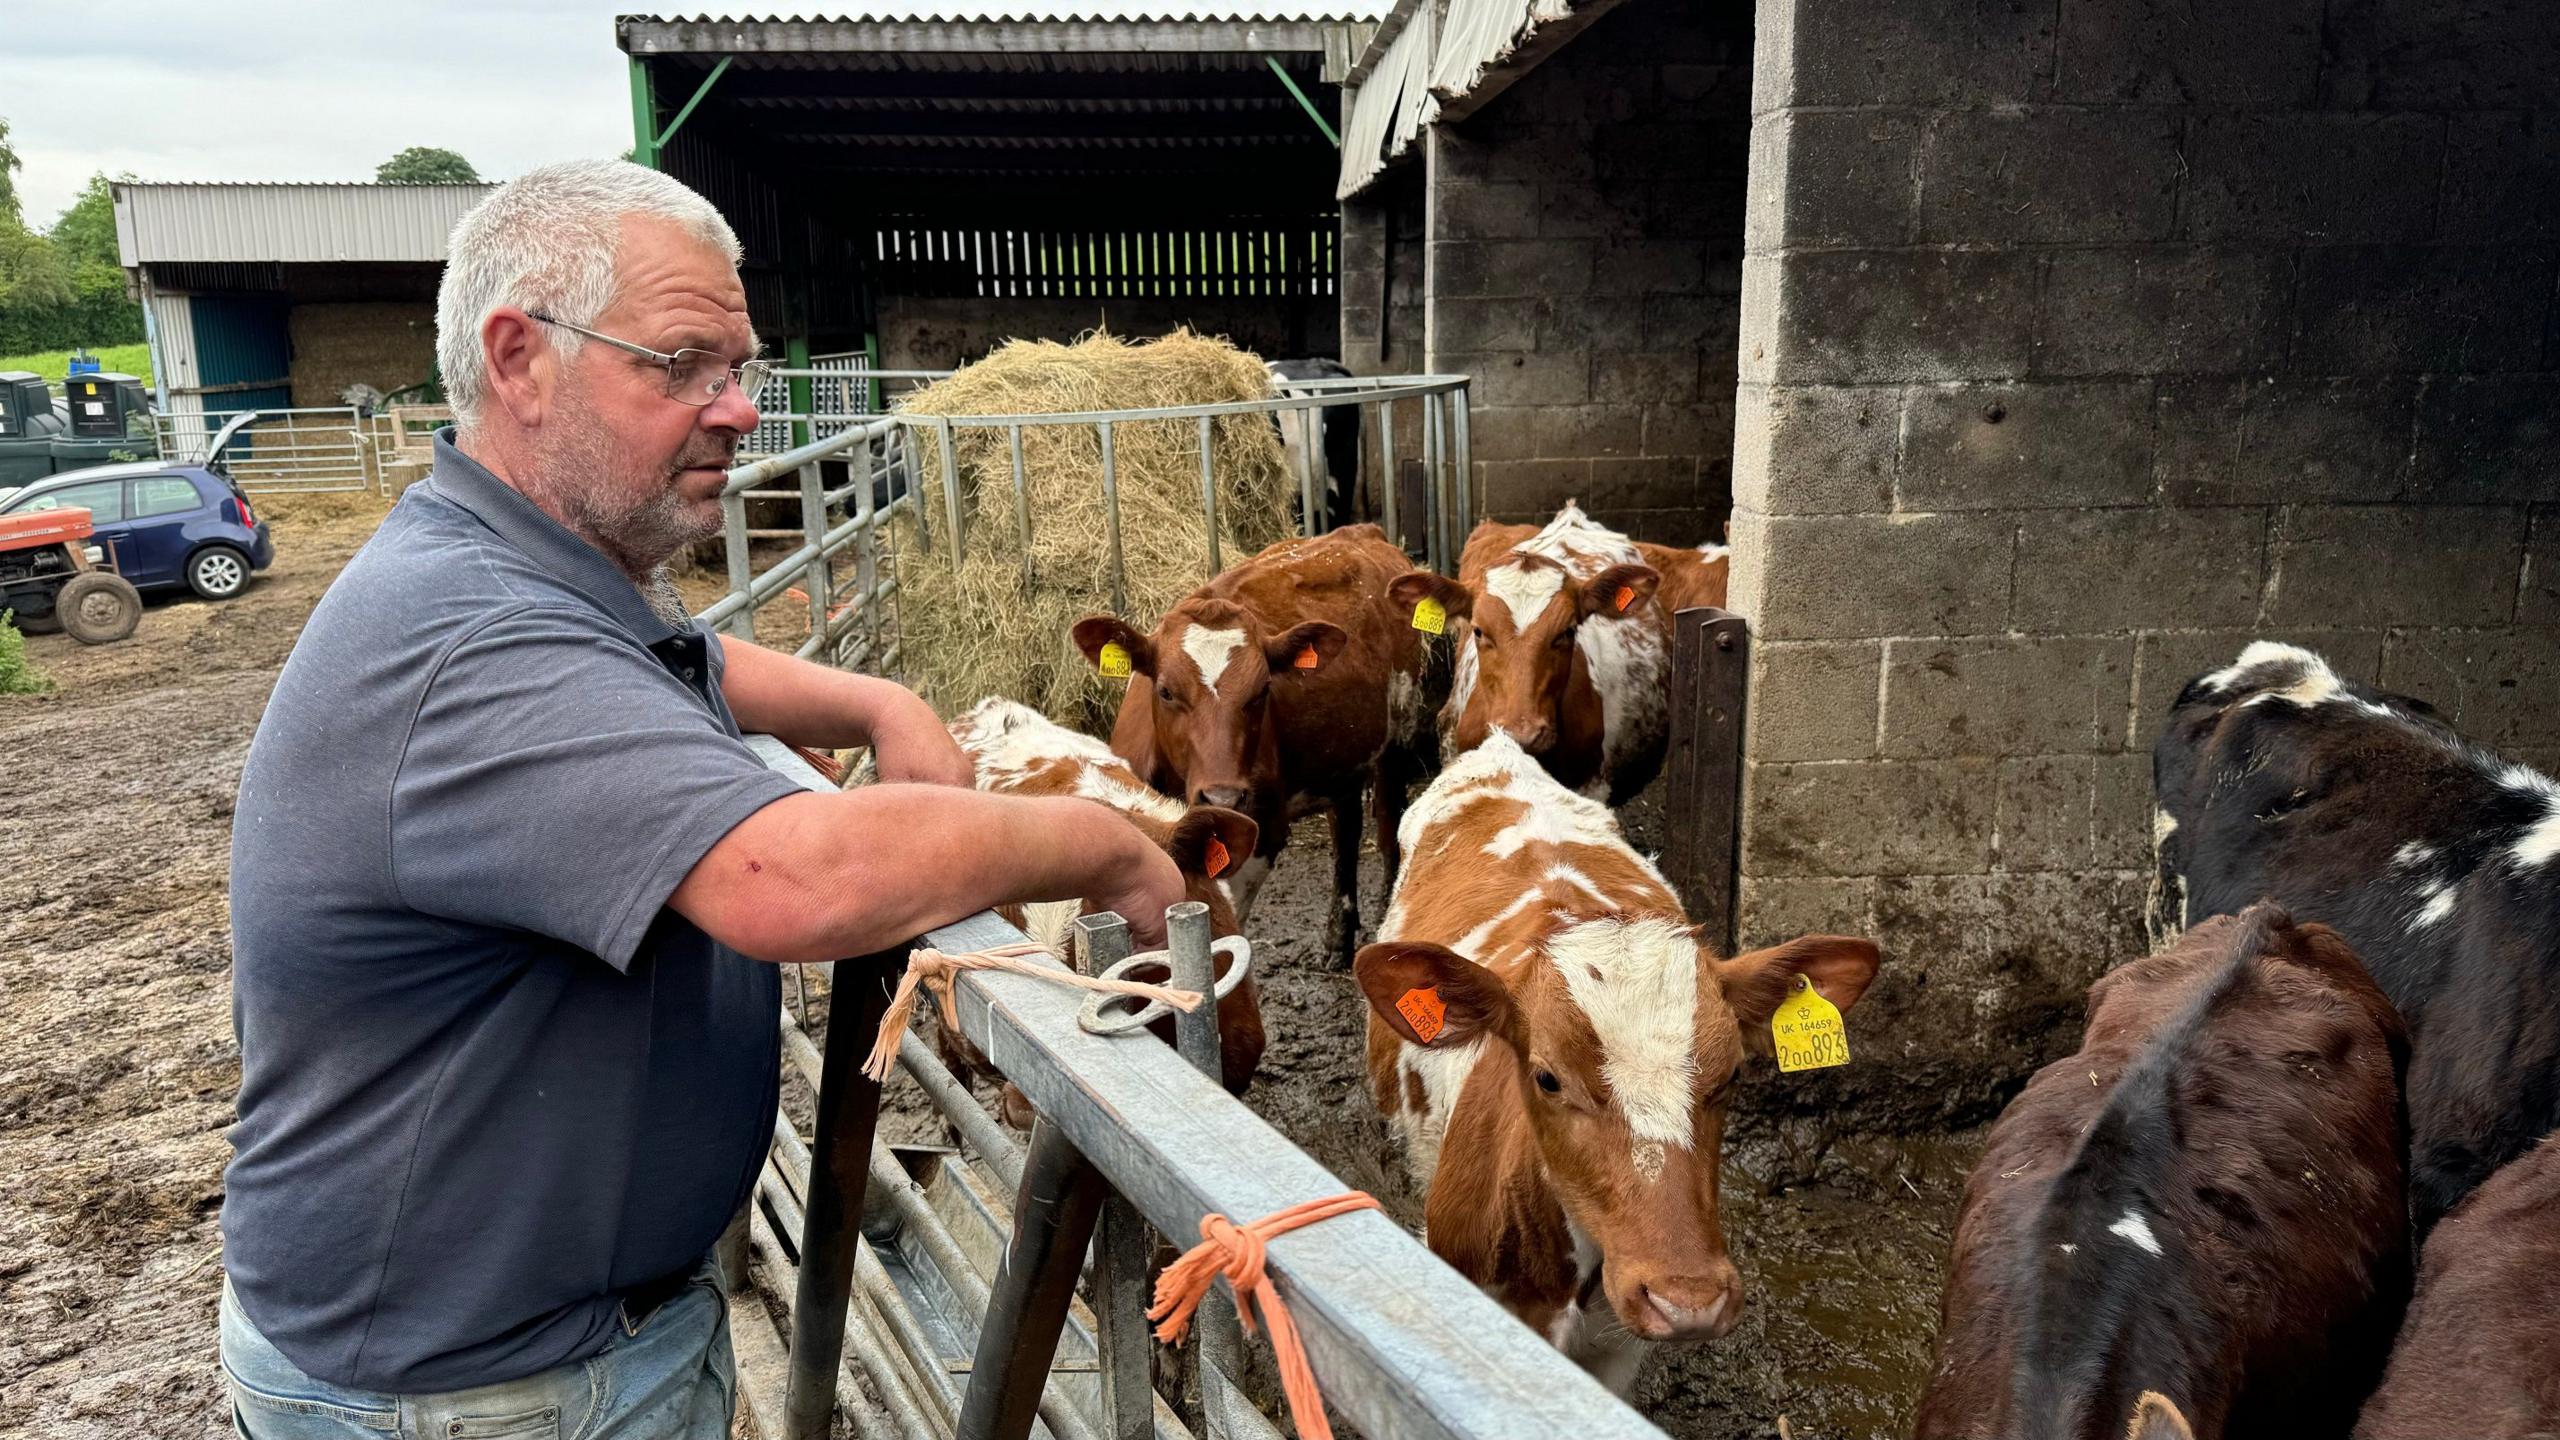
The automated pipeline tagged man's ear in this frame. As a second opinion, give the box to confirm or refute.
[1167,807,1259,879]
[1719,935,1881,1056]
[1354,941,1517,1050]
[1388,570,1473,626]
[1263,621,1348,677]
[1578,563,1661,620]
[1071,616,1156,676]
[479,305,554,430]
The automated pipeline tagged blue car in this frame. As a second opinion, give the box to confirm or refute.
[0,460,274,600]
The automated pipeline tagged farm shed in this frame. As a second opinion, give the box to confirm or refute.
[110,181,495,421]
[1338,0,2560,1123]
[617,3,1388,380]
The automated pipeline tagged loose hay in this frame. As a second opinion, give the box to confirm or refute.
[894,329,1296,727]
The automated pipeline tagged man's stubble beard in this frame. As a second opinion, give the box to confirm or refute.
[532,394,733,583]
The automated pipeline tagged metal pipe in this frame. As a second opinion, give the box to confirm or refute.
[1099,421,1126,616]
[899,1030,1027,1194]
[786,953,901,1440]
[938,419,965,567]
[1010,423,1033,591]
[1451,384,1474,543]
[1162,902,1245,1440]
[800,462,828,642]
[1197,414,1221,575]
[722,489,755,641]
[1422,392,1447,577]
[953,1116,1112,1440]
[1374,400,1397,546]
[749,1200,930,1440]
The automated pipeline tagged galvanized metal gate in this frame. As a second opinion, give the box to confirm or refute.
[153,407,377,494]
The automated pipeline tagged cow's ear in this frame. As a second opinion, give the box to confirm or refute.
[1388,570,1473,625]
[2125,1393,2196,1440]
[1719,934,1881,1056]
[1072,615,1156,676]
[1578,563,1661,620]
[1264,620,1348,677]
[1168,806,1259,879]
[1355,941,1517,1050]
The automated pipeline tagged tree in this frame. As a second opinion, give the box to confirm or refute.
[48,172,120,269]
[375,146,480,184]
[0,115,23,224]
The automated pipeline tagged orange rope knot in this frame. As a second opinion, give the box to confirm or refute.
[1148,1193,1383,1440]
[860,942,1204,1083]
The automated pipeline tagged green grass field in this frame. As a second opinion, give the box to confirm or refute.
[0,343,154,387]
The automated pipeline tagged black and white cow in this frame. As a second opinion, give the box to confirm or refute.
[2152,640,2560,1236]
[1267,358,1365,532]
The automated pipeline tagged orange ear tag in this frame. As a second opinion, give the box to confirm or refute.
[1204,837,1232,877]
[1613,585,1636,613]
[1293,645,1321,670]
[1396,986,1447,1043]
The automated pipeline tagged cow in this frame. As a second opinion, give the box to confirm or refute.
[2153,640,2560,1235]
[1636,538,1731,616]
[942,697,1266,1114]
[1914,905,2411,1440]
[1352,731,1880,1395]
[1267,357,1365,530]
[1389,502,1706,802]
[2356,1134,2560,1438]
[1072,524,1437,960]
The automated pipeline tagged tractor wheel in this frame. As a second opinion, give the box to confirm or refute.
[59,572,143,645]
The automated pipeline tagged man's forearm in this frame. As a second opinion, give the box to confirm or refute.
[717,634,926,749]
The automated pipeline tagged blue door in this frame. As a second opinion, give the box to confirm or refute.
[122,473,206,588]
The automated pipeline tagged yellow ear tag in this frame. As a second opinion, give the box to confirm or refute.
[1772,975,1849,1073]
[1411,596,1447,635]
[1097,641,1133,680]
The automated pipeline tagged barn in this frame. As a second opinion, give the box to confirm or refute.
[1332,0,2560,1118]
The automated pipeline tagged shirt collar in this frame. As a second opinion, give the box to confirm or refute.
[426,428,685,646]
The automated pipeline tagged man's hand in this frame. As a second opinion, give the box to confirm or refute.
[1094,838,1188,949]
[863,686,976,789]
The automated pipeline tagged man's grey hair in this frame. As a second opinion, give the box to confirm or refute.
[435,159,742,434]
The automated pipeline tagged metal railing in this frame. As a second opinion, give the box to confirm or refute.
[153,406,376,493]
[702,417,910,673]
[724,738,1673,1440]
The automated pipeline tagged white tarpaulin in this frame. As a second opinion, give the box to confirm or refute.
[1336,0,1436,199]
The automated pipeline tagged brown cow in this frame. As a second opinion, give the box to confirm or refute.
[1353,732,1879,1395]
[1073,524,1435,960]
[1390,502,1711,803]
[2356,1133,2560,1438]
[1916,906,2410,1440]
[942,697,1265,1114]
[1636,538,1730,616]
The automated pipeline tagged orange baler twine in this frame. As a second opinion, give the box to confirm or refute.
[1148,1193,1385,1440]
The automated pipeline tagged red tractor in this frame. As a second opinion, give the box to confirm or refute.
[0,505,142,644]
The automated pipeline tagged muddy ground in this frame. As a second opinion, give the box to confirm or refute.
[0,499,1975,1440]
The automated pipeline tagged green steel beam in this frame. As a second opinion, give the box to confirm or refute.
[657,56,734,149]
[1265,57,1340,148]
[628,58,660,169]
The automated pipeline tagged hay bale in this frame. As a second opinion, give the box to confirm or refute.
[893,329,1295,727]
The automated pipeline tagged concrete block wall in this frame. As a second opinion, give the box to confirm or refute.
[287,302,437,407]
[1730,0,2560,1124]
[1421,0,1752,544]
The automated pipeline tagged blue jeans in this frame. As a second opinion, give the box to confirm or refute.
[219,1262,735,1440]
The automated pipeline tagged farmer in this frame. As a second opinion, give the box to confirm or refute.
[218,159,1185,1438]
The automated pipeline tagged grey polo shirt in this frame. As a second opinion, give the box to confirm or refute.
[224,431,805,1393]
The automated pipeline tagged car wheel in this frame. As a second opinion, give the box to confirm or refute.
[188,544,252,600]
[59,572,143,644]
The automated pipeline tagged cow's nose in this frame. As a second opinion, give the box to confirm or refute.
[1500,720,1556,754]
[1197,785,1249,811]
[1630,1270,1742,1342]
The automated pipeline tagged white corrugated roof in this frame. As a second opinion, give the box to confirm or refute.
[111,183,497,267]
[627,3,1390,22]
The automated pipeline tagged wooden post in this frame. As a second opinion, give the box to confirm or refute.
[1660,607,1751,954]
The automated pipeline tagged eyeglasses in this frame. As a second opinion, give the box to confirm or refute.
[527,312,774,408]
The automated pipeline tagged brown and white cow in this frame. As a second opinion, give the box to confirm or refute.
[1915,905,2411,1440]
[1073,524,1437,960]
[1390,502,1719,803]
[2355,1134,2560,1439]
[945,697,1265,1105]
[1353,732,1879,1394]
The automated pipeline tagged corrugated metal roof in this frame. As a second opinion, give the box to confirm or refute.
[112,183,497,267]
[628,3,1389,22]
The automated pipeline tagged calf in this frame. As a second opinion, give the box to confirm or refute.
[1266,357,1365,530]
[1915,906,2410,1440]
[1636,538,1730,615]
[2153,640,2560,1234]
[2356,1134,2560,1438]
[1073,524,1435,959]
[1390,502,1682,802]
[945,697,1265,1105]
[1354,732,1879,1395]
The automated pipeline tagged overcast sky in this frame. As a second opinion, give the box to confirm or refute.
[4,2,642,228]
